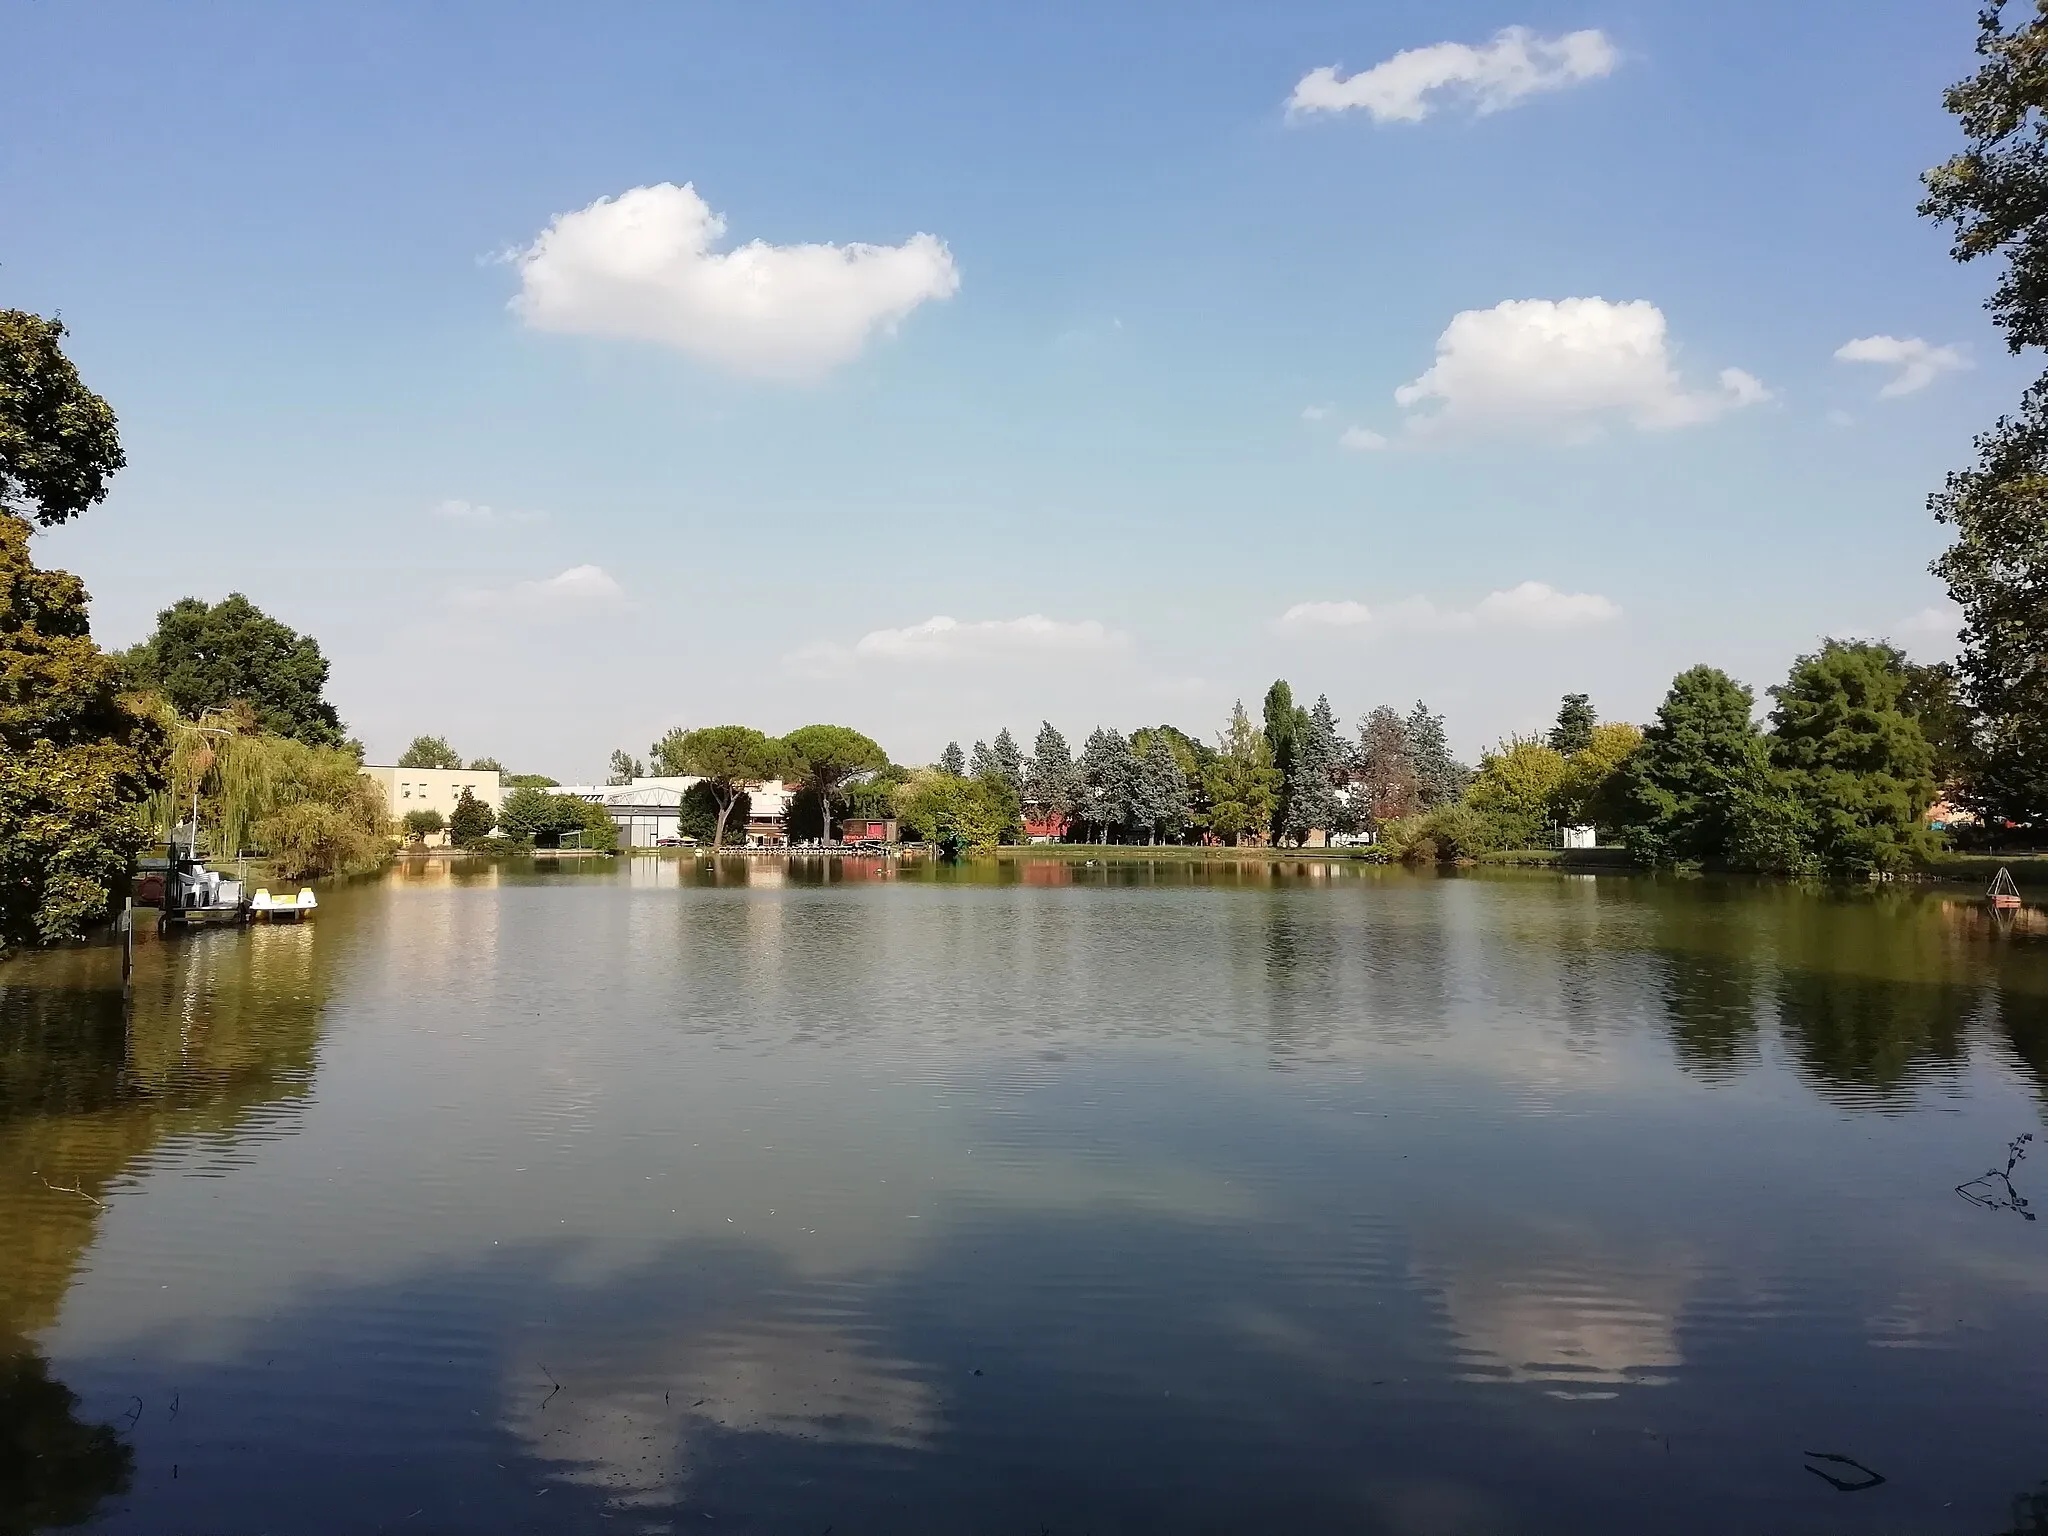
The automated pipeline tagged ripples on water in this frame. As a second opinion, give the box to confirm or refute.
[2,857,2048,1534]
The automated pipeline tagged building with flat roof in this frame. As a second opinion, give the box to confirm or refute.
[361,766,503,845]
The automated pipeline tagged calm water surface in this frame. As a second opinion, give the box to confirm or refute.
[4,856,2048,1534]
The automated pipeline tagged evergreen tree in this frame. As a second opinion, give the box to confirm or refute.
[1355,705,1420,822]
[1622,666,1805,869]
[1204,701,1281,845]
[1133,732,1190,843]
[1407,702,1469,809]
[991,728,1026,794]
[1548,693,1597,755]
[1769,640,1940,872]
[448,787,496,847]
[1077,728,1137,841]
[1023,722,1080,827]
[398,735,461,769]
[938,741,966,776]
[1282,694,1342,844]
[968,740,995,779]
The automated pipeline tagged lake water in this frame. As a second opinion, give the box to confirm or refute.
[3,856,2048,1535]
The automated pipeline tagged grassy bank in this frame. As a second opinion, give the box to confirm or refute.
[1919,852,2048,887]
[1478,847,1639,870]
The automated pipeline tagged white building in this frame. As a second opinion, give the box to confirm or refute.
[546,776,799,849]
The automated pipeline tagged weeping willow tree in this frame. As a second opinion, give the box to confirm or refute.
[142,703,389,879]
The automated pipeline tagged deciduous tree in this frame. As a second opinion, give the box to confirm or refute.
[0,310,125,528]
[1354,706,1420,823]
[1920,7,2048,821]
[607,749,644,785]
[402,808,445,843]
[0,315,163,949]
[1554,721,1643,831]
[398,735,461,769]
[121,594,346,747]
[1466,737,1568,849]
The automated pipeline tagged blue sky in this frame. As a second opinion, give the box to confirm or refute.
[2,0,2015,776]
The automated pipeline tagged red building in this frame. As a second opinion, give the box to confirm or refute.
[838,816,899,843]
[1023,809,1070,842]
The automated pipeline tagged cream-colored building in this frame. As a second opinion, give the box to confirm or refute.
[361,765,504,845]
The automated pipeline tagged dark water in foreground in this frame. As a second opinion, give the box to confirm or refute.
[4,856,2048,1535]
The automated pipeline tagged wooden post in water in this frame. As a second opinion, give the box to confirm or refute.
[121,896,134,995]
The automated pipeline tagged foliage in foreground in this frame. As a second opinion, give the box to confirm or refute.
[0,312,164,949]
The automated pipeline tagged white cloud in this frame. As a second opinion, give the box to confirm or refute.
[1339,425,1389,451]
[787,613,1123,677]
[1826,408,1856,428]
[1288,26,1617,123]
[1301,404,1332,422]
[1278,600,1374,630]
[1389,297,1769,441]
[1473,580,1621,629]
[1834,335,1968,398]
[511,182,960,381]
[1898,604,1960,638]
[451,564,625,610]
[1278,582,1619,634]
[433,499,546,526]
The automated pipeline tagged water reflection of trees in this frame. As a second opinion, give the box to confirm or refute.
[1996,1483,2048,1534]
[0,1345,131,1535]
[0,923,340,1530]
